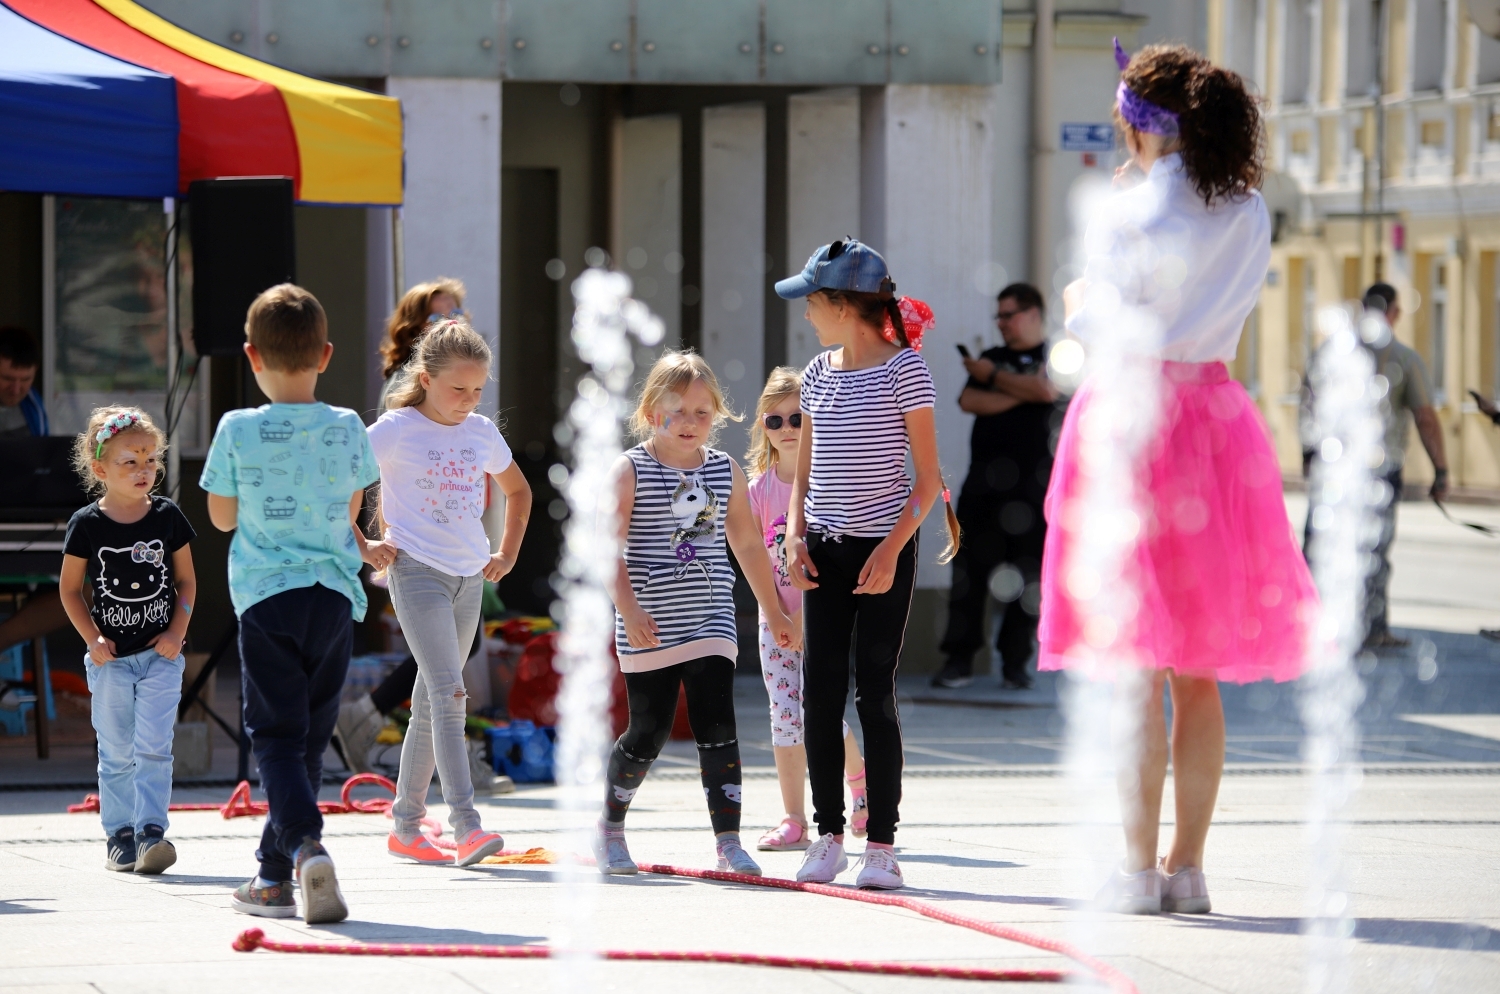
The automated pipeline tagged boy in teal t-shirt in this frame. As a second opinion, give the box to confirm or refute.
[201,284,385,926]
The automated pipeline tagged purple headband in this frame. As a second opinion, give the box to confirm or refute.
[1114,38,1179,137]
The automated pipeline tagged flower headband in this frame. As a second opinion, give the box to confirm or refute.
[94,412,141,458]
[1114,38,1180,137]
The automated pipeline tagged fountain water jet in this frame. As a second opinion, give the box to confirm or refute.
[550,268,663,992]
[1300,304,1382,993]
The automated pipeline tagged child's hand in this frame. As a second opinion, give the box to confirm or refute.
[364,538,398,571]
[770,611,799,652]
[88,636,117,666]
[790,609,804,651]
[152,630,184,661]
[787,538,819,590]
[483,551,516,582]
[852,539,900,595]
[622,607,661,649]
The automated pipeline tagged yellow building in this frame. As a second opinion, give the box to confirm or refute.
[1211,0,1500,493]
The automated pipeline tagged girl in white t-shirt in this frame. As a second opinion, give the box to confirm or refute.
[745,367,868,852]
[365,320,533,868]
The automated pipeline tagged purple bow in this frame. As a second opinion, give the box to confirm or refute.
[1113,37,1180,137]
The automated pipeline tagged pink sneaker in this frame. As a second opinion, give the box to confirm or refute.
[847,768,869,839]
[756,817,811,851]
[455,829,505,867]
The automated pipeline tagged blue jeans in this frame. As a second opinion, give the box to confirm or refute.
[239,584,352,880]
[387,553,484,839]
[85,647,184,836]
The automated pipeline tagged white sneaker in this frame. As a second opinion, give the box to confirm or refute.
[592,823,638,876]
[332,695,382,774]
[1093,864,1161,914]
[795,834,848,884]
[854,847,904,890]
[1158,859,1211,914]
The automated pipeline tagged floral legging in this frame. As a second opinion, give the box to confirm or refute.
[758,622,847,747]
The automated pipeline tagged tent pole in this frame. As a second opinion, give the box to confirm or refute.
[164,195,179,499]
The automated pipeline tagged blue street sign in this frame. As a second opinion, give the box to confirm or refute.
[1061,123,1115,151]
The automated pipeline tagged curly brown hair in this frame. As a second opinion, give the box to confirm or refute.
[379,277,466,378]
[1117,44,1263,205]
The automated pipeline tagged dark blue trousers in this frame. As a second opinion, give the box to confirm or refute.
[239,584,352,880]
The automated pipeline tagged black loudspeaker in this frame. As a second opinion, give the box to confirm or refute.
[189,177,295,357]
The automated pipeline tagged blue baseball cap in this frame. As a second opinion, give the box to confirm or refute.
[774,238,895,299]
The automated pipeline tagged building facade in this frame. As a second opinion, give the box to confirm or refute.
[1214,0,1500,492]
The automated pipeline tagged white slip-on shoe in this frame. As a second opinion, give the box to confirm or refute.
[592,822,638,875]
[1093,864,1162,914]
[795,834,848,884]
[853,847,904,890]
[1158,859,1211,914]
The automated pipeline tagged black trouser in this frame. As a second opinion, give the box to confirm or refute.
[369,622,482,715]
[239,584,352,881]
[1305,468,1401,640]
[603,655,742,834]
[939,493,1045,682]
[803,532,916,846]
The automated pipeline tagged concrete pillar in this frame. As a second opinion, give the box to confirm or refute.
[786,89,861,369]
[865,85,996,592]
[700,103,766,463]
[612,113,682,364]
[387,78,502,415]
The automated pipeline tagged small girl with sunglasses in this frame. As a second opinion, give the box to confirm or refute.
[745,368,869,852]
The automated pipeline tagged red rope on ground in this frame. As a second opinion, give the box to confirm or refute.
[67,773,401,820]
[231,850,1138,992]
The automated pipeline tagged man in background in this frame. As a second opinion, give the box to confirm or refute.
[933,284,1061,689]
[1302,283,1448,650]
[0,326,47,436]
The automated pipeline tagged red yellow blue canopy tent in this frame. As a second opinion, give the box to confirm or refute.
[0,0,402,205]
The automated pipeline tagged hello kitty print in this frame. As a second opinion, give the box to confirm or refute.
[366,407,514,577]
[63,496,196,657]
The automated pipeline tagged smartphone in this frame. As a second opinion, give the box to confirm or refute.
[956,344,971,359]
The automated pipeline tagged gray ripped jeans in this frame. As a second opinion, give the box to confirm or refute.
[387,552,485,839]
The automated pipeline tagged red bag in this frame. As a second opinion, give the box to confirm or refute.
[505,632,632,737]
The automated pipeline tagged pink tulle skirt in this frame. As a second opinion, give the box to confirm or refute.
[1038,361,1317,684]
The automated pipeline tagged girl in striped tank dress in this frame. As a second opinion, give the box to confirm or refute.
[593,351,797,877]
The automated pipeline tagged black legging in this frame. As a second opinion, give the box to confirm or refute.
[802,532,917,846]
[602,655,742,834]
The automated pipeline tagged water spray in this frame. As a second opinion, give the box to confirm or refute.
[1300,304,1381,993]
[550,268,663,990]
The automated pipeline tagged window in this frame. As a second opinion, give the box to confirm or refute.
[1431,259,1447,402]
[1421,119,1446,147]
[1345,0,1376,97]
[1410,0,1446,92]
[1282,0,1315,104]
[1291,130,1312,154]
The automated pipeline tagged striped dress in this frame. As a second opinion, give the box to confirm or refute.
[615,444,739,672]
[801,348,937,537]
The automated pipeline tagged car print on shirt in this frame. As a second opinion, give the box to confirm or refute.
[263,496,297,520]
[322,426,349,446]
[259,420,294,442]
[241,467,263,487]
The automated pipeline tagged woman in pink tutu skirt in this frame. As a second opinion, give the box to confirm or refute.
[1042,42,1318,914]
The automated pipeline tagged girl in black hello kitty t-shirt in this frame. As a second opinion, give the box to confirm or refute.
[60,408,196,876]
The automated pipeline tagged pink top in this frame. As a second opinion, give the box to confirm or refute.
[747,467,800,619]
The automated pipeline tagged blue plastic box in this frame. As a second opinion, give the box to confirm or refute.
[485,720,556,783]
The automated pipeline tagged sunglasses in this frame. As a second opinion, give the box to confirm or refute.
[763,413,802,430]
[428,308,466,323]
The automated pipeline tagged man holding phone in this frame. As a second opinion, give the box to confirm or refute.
[933,284,1061,689]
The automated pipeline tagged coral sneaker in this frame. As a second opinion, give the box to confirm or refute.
[456,829,505,867]
[388,832,454,865]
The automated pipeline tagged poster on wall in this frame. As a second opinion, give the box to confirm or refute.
[48,197,207,455]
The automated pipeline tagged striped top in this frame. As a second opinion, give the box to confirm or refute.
[615,444,739,672]
[801,348,936,537]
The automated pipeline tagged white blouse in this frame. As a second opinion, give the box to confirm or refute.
[1065,153,1270,363]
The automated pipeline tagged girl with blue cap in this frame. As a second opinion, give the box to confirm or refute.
[774,239,959,889]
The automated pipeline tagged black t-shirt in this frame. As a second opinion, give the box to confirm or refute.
[63,496,196,656]
[962,343,1062,504]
